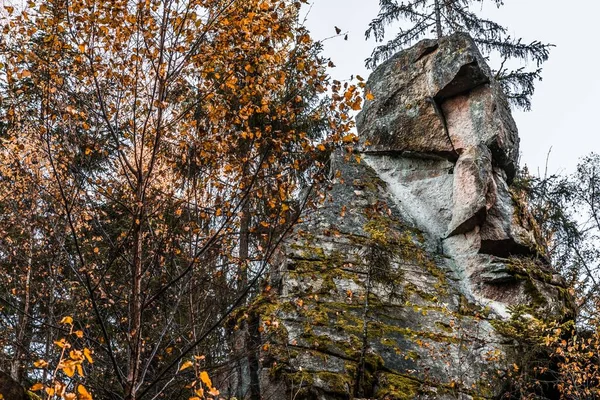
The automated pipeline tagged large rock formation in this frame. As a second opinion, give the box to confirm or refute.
[253,33,572,399]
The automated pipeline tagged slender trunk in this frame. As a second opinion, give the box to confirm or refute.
[11,259,32,382]
[11,211,35,382]
[247,311,261,400]
[239,201,261,400]
[434,0,443,38]
[126,191,144,400]
[239,202,250,290]
[44,263,56,384]
[236,201,250,398]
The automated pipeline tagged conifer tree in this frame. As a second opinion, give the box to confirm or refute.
[366,0,552,110]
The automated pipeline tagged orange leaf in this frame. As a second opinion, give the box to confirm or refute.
[199,370,213,389]
[63,364,75,377]
[179,360,194,371]
[77,384,92,400]
[84,348,94,363]
[30,383,44,391]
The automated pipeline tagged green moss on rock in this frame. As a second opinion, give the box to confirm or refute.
[375,372,422,400]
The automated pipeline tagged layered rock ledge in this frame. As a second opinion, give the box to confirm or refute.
[252,33,573,399]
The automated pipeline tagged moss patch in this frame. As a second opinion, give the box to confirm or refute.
[375,372,422,400]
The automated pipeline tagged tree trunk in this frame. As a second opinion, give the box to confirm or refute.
[239,201,262,400]
[434,0,443,38]
[126,190,144,400]
[10,261,31,382]
[247,311,262,400]
[11,217,34,383]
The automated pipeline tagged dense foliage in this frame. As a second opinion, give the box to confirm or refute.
[0,0,362,398]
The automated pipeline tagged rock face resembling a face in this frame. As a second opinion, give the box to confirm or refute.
[356,33,519,182]
[249,33,573,400]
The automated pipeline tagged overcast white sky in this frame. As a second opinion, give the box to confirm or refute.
[303,0,600,177]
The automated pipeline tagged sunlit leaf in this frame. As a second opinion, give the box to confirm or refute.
[30,383,44,391]
[180,360,194,371]
[77,384,92,400]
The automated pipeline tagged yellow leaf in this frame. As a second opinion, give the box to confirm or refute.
[74,330,84,338]
[34,359,49,368]
[85,148,92,155]
[77,363,84,377]
[83,348,94,363]
[63,364,75,377]
[77,384,92,400]
[342,134,356,143]
[179,360,194,371]
[199,371,213,389]
[208,388,220,397]
[366,92,375,101]
[30,383,44,391]
[60,316,73,325]
[65,393,77,400]
[78,44,86,53]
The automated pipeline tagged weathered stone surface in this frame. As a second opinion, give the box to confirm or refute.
[254,154,510,399]
[479,169,541,257]
[254,33,573,400]
[442,84,519,180]
[447,144,494,237]
[356,32,519,181]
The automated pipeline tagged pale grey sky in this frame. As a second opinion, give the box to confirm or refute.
[303,0,600,177]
